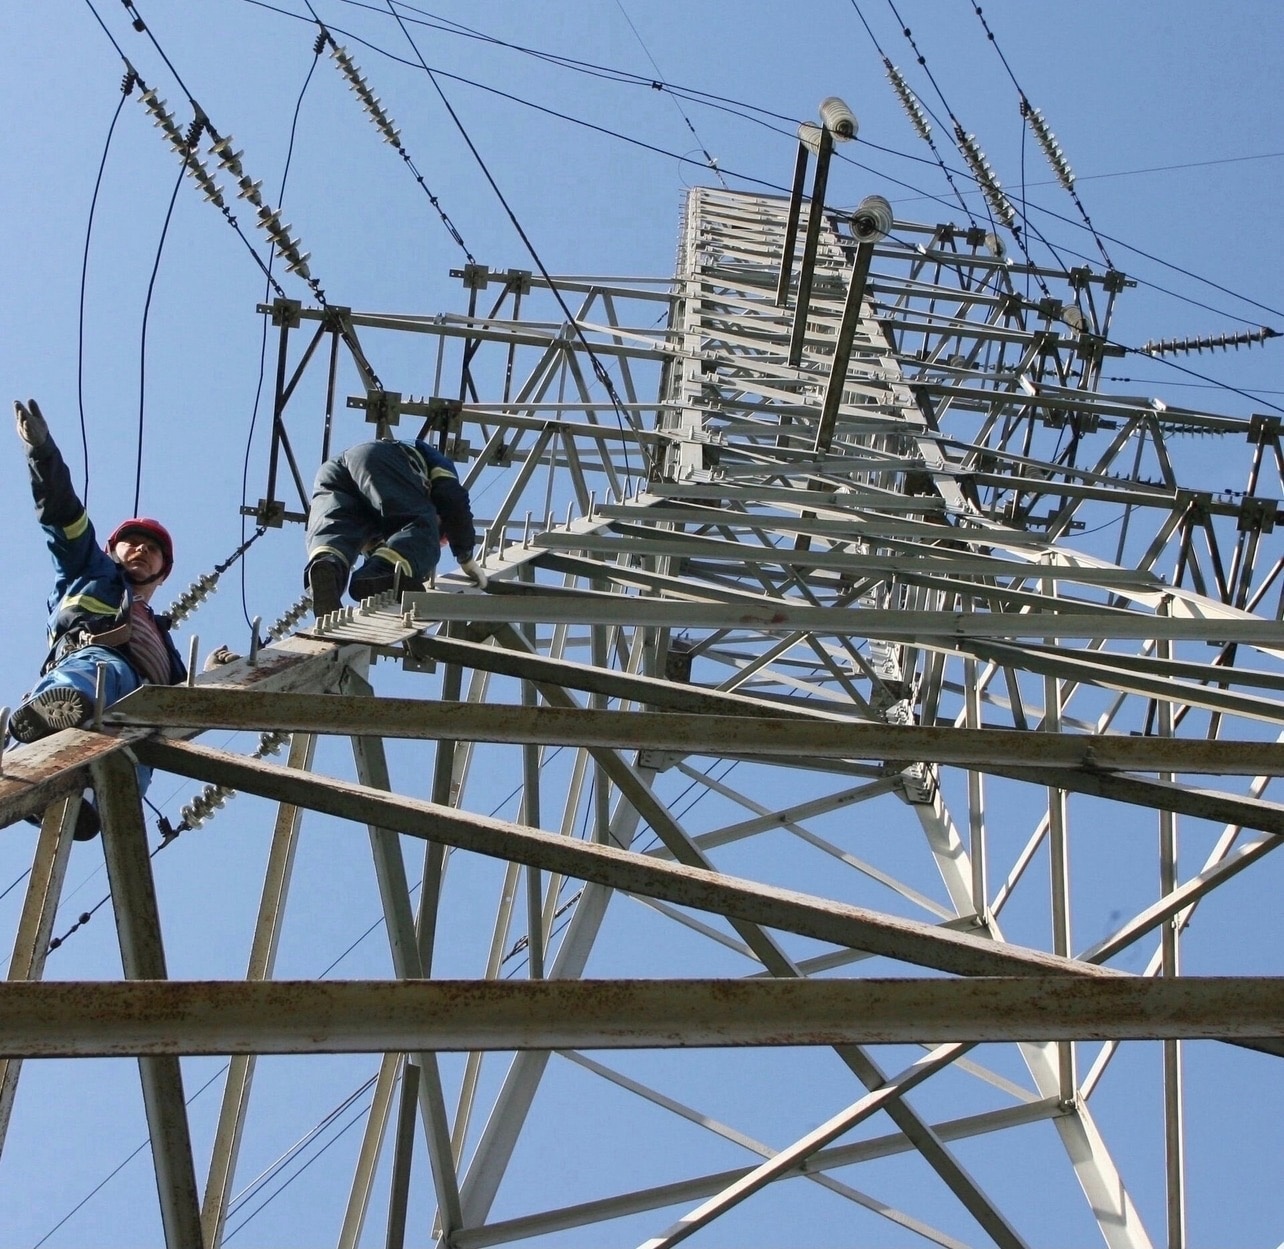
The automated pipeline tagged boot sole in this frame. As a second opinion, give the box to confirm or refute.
[9,687,94,744]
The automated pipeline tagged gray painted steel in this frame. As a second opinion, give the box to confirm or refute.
[3,187,1281,1247]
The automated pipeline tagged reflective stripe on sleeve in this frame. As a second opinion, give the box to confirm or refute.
[63,512,90,541]
[60,593,124,618]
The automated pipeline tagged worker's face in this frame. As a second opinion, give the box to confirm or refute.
[113,535,166,585]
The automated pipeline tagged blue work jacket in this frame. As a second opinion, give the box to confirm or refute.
[26,437,186,683]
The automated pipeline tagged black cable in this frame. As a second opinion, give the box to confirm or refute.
[117,0,201,110]
[79,0,132,60]
[846,0,977,224]
[613,0,728,189]
[32,1064,229,1248]
[221,1083,377,1242]
[240,35,324,633]
[332,0,805,129]
[384,0,649,486]
[967,0,1113,268]
[878,0,1063,298]
[77,71,136,506]
[240,0,806,193]
[0,866,32,905]
[133,155,186,516]
[995,192,1284,328]
[1118,344,1284,418]
[237,0,1284,339]
[283,0,1284,349]
[312,19,477,264]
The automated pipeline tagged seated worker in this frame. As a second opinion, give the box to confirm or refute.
[304,436,487,616]
[9,399,186,839]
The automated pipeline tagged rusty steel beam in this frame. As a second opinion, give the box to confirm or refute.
[0,634,356,833]
[91,752,203,1249]
[107,688,1284,776]
[0,728,123,829]
[133,736,1115,981]
[985,764,1284,836]
[0,796,78,1155]
[0,977,1278,1056]
[392,590,1283,644]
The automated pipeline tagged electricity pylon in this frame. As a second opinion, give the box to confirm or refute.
[2,182,1281,1248]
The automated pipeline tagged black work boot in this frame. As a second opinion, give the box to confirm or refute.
[348,556,398,601]
[307,557,346,617]
[73,797,101,841]
[23,790,101,841]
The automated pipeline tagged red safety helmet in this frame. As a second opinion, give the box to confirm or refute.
[107,517,174,579]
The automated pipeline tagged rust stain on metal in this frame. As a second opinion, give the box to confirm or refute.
[0,727,131,828]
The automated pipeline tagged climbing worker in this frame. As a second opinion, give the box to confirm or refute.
[304,436,487,616]
[8,398,186,839]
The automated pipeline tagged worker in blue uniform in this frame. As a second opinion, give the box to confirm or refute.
[304,437,487,616]
[9,398,187,839]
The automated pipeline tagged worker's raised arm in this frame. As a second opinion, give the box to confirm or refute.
[15,398,97,579]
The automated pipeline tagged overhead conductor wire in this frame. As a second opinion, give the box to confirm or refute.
[613,0,728,189]
[381,0,653,485]
[132,141,187,515]
[846,0,976,225]
[238,28,327,633]
[874,0,1061,299]
[307,8,477,264]
[266,0,1284,338]
[76,67,138,506]
[101,0,391,391]
[967,0,1113,269]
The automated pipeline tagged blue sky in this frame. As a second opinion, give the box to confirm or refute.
[1,2,1282,1246]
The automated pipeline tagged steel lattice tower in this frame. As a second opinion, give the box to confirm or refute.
[2,185,1282,1247]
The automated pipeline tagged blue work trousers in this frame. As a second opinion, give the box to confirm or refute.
[306,441,441,580]
[27,647,153,796]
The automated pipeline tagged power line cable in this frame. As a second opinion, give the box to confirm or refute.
[312,19,477,264]
[876,0,1066,294]
[0,866,32,905]
[239,0,806,191]
[1116,343,1284,418]
[247,0,1283,339]
[252,0,1280,353]
[966,0,1113,268]
[382,0,649,485]
[77,69,137,507]
[223,1073,379,1231]
[613,0,728,189]
[846,0,976,224]
[984,189,1284,329]
[222,1088,377,1241]
[133,154,186,515]
[96,0,389,385]
[30,1064,229,1248]
[240,30,325,634]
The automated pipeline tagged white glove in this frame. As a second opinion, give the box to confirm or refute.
[14,399,49,449]
[459,557,488,589]
[202,644,241,672]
